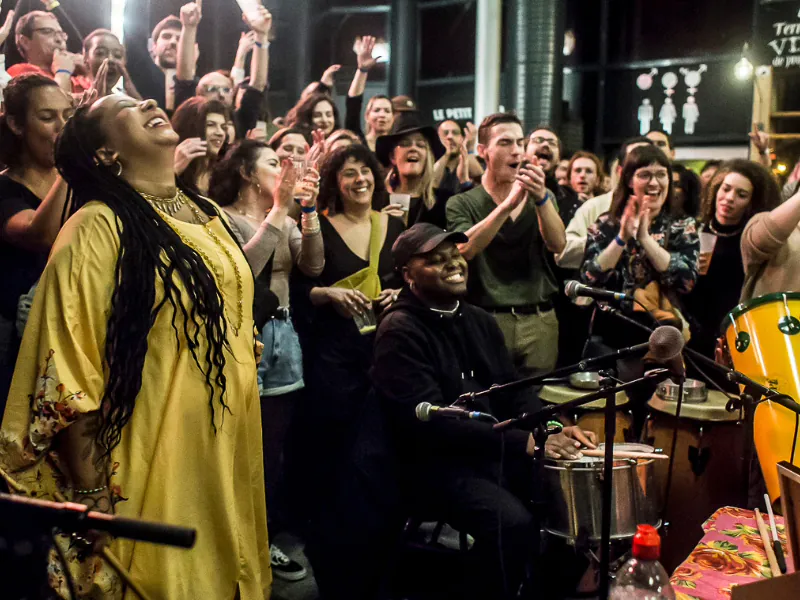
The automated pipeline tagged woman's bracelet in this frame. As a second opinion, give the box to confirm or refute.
[534,192,550,208]
[614,235,626,247]
[301,211,320,235]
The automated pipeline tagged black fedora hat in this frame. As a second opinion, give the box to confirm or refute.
[375,112,446,167]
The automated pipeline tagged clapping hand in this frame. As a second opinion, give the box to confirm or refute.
[464,121,477,154]
[306,129,326,167]
[619,197,639,242]
[515,157,547,203]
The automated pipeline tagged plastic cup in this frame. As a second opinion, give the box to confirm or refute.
[699,232,717,254]
[389,193,411,213]
[353,304,377,335]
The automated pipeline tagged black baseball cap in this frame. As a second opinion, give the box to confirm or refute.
[392,223,468,268]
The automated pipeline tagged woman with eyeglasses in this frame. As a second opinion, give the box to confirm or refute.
[581,144,699,301]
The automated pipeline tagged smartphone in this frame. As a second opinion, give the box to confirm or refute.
[235,0,262,22]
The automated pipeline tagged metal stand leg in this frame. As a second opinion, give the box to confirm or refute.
[598,386,617,600]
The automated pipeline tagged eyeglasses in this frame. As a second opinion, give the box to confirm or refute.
[31,28,68,40]
[205,86,232,95]
[530,136,558,146]
[634,170,669,183]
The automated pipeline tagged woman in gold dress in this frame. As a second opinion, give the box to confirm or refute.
[0,95,270,598]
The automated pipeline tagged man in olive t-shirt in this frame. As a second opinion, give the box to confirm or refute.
[447,113,566,378]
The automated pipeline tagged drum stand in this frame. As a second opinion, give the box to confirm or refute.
[493,369,674,600]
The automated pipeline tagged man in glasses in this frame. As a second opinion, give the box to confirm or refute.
[8,11,80,94]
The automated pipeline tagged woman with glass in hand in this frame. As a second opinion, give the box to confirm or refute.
[683,160,779,362]
[375,113,451,228]
[209,139,323,582]
[0,96,269,598]
[291,143,404,596]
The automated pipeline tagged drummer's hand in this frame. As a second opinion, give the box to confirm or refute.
[562,425,598,449]
[544,433,584,460]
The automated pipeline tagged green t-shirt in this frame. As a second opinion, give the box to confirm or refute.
[446,185,558,309]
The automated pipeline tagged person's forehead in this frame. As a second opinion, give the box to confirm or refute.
[90,34,122,52]
[158,27,180,40]
[313,100,333,112]
[341,157,368,170]
[206,112,227,123]
[201,73,232,88]
[34,15,61,30]
[647,132,668,143]
[371,98,392,109]
[490,122,524,141]
[635,162,667,172]
[439,120,460,133]
[280,133,305,147]
[532,128,558,141]
[573,157,596,168]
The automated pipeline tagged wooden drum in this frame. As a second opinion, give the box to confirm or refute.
[644,390,745,571]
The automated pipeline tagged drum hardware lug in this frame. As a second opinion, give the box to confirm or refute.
[779,294,800,335]
[726,396,743,413]
[730,314,750,352]
[688,445,710,476]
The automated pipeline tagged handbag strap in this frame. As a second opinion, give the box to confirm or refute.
[368,211,383,271]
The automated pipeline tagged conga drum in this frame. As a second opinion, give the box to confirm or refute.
[724,293,800,501]
[645,390,744,571]
[539,384,632,443]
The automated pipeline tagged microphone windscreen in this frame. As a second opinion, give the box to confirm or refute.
[415,402,432,422]
[645,325,686,379]
[647,325,684,361]
[564,280,580,298]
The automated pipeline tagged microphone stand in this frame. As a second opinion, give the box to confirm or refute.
[493,369,674,600]
[598,303,800,507]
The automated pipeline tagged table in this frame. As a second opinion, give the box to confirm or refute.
[671,506,793,600]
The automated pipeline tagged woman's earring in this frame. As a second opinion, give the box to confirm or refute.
[409,281,415,291]
[113,161,123,177]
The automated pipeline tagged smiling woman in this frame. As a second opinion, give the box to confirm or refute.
[171,96,233,194]
[0,94,270,598]
[291,143,405,596]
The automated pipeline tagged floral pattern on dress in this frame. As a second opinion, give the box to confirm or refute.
[671,507,794,600]
[581,211,699,296]
[29,349,86,451]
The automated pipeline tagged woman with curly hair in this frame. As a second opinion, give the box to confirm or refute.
[0,96,269,599]
[683,159,780,359]
[291,143,403,597]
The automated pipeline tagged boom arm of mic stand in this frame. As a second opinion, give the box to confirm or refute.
[493,369,673,432]
[458,340,650,405]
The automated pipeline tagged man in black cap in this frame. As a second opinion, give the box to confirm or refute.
[372,223,596,599]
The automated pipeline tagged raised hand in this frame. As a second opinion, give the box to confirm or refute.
[749,122,770,156]
[354,35,378,71]
[244,6,272,35]
[91,59,111,98]
[180,1,202,29]
[296,167,320,208]
[306,129,326,167]
[274,159,297,212]
[463,121,477,153]
[237,31,257,56]
[0,9,14,48]
[456,139,470,184]
[320,64,341,87]
[174,138,208,175]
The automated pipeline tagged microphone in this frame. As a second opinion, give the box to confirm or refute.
[415,402,496,423]
[644,325,686,381]
[0,493,196,548]
[564,280,633,304]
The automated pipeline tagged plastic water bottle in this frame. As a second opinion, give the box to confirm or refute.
[610,524,676,599]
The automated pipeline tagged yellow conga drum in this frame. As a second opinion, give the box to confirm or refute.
[724,292,800,501]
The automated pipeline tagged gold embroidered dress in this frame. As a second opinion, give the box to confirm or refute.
[0,202,270,599]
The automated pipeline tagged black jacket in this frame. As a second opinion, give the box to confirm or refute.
[371,288,536,478]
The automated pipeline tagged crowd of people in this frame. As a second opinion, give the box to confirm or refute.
[0,2,797,600]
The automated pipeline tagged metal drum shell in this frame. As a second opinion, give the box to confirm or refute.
[542,443,660,541]
[540,384,633,443]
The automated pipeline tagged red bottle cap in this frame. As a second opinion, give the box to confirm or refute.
[632,524,661,561]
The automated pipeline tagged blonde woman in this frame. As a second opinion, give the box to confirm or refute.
[375,114,449,228]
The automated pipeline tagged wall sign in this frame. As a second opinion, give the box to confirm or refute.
[756,1,800,69]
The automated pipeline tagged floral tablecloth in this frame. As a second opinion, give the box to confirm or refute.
[671,506,793,600]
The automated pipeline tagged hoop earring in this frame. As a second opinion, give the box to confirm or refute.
[409,281,415,291]
[113,161,123,177]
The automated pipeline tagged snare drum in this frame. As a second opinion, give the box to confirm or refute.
[540,384,632,443]
[724,292,800,501]
[543,443,660,541]
[645,390,744,571]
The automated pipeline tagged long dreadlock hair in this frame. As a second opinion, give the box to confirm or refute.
[55,104,240,456]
